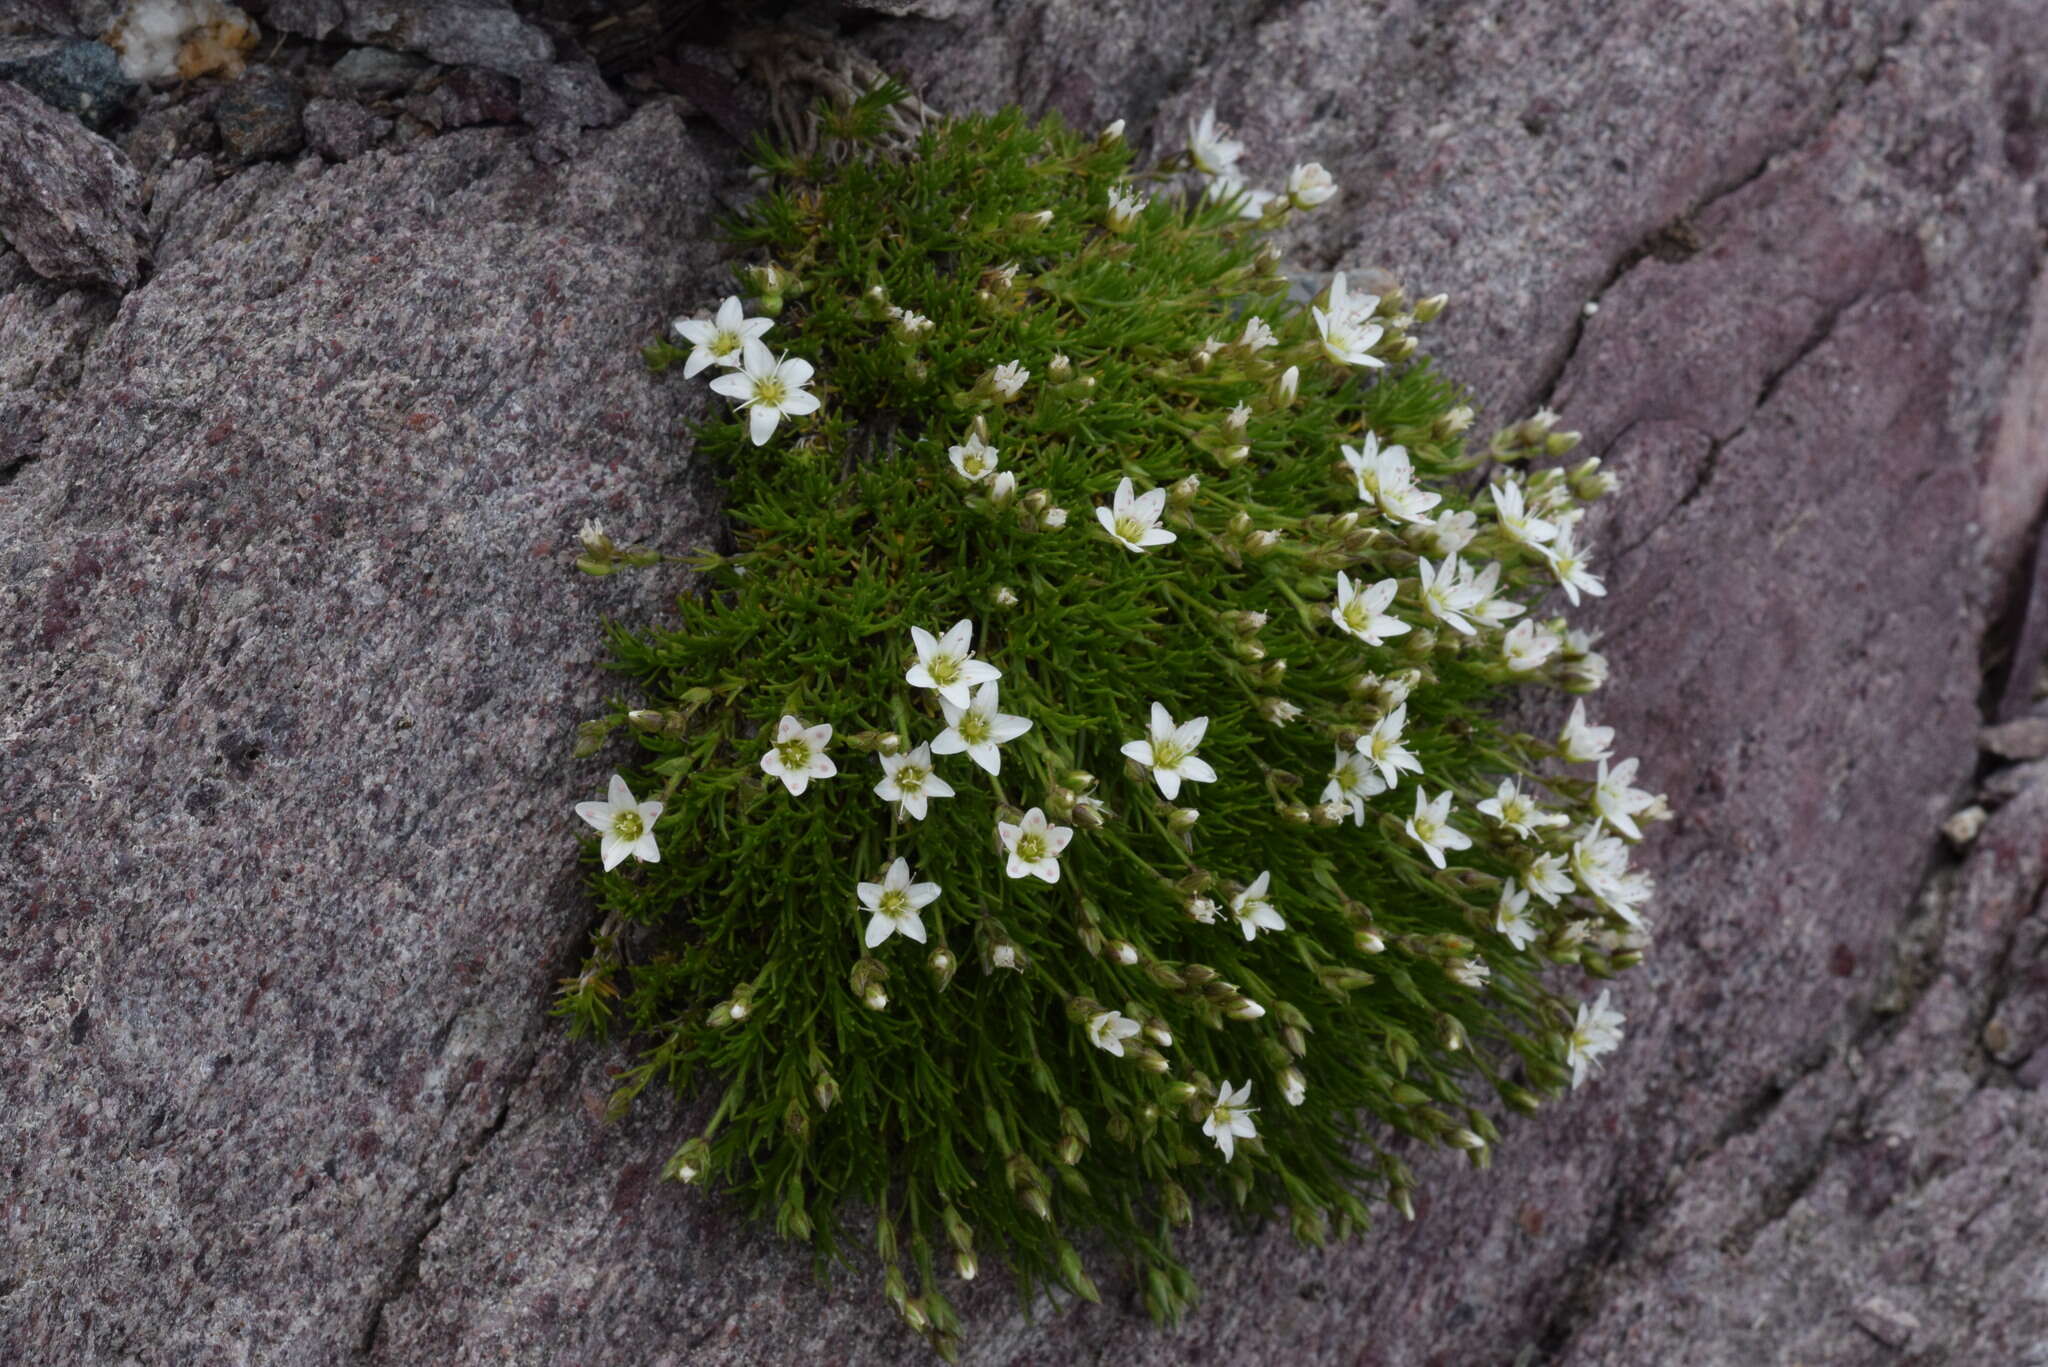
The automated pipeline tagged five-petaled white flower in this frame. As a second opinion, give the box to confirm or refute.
[1332,570,1411,646]
[1287,162,1338,209]
[759,714,837,795]
[998,806,1073,882]
[1501,619,1559,672]
[990,361,1030,399]
[874,742,956,821]
[1566,989,1626,1088]
[906,618,1002,708]
[1560,700,1615,764]
[1322,747,1387,825]
[1095,477,1177,553]
[1202,1080,1258,1161]
[1489,478,1557,550]
[858,857,940,948]
[1312,272,1386,369]
[947,433,1002,483]
[1427,508,1479,556]
[934,680,1033,775]
[1522,852,1575,906]
[1106,183,1149,232]
[1594,757,1659,839]
[1121,703,1217,800]
[1086,1009,1143,1057]
[1187,107,1244,177]
[707,339,821,446]
[1570,827,1639,923]
[1342,434,1439,524]
[1403,787,1472,869]
[575,774,663,871]
[1237,316,1277,352]
[1448,957,1491,989]
[672,295,772,378]
[1416,556,1488,636]
[1544,524,1607,606]
[1230,871,1286,941]
[1462,560,1525,631]
[1495,883,1539,950]
[1477,776,1568,839]
[1357,703,1424,789]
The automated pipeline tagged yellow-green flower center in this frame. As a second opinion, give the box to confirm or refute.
[1114,514,1146,543]
[711,329,740,357]
[928,655,960,685]
[895,764,926,792]
[777,739,810,770]
[1016,833,1046,862]
[880,888,910,918]
[1152,741,1186,769]
[611,810,644,841]
[957,713,990,745]
[755,376,787,408]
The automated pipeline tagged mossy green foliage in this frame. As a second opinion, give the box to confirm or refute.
[564,98,1643,1357]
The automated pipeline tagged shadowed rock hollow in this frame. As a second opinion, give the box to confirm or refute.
[3,2,2046,1363]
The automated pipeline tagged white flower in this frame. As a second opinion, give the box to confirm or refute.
[1260,697,1302,726]
[1342,434,1439,524]
[671,295,772,378]
[1321,747,1387,825]
[1417,556,1486,636]
[933,680,1033,775]
[1489,478,1557,549]
[577,519,610,554]
[1594,757,1659,840]
[1280,1067,1307,1107]
[1120,703,1217,800]
[906,618,1003,708]
[1522,852,1575,906]
[947,432,1002,483]
[1357,703,1424,788]
[1476,777,1568,839]
[874,743,956,821]
[988,470,1018,506]
[1544,524,1607,606]
[990,360,1030,399]
[1462,560,1525,631]
[1207,176,1278,219]
[1501,619,1559,672]
[1237,315,1277,352]
[1272,364,1299,407]
[1495,883,1539,951]
[1186,896,1221,924]
[1106,183,1149,232]
[859,857,941,948]
[1570,828,1639,923]
[1331,570,1411,646]
[706,339,822,446]
[1560,700,1615,763]
[1202,1080,1258,1161]
[759,715,837,795]
[1426,508,1479,556]
[998,806,1073,883]
[1567,989,1626,1088]
[1187,107,1243,177]
[1312,272,1386,368]
[1041,506,1069,530]
[575,774,664,871]
[1095,476,1177,553]
[1286,162,1337,209]
[1230,871,1286,941]
[1403,787,1472,869]
[886,305,933,339]
[1086,1009,1143,1057]
[1448,957,1491,989]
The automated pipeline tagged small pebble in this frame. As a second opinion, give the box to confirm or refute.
[1980,716,2048,761]
[1941,804,1987,848]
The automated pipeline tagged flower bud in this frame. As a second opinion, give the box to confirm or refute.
[1280,803,1313,825]
[1042,506,1069,529]
[1355,928,1386,955]
[1167,806,1200,833]
[1099,118,1125,144]
[1048,353,1072,383]
[1413,292,1448,323]
[1226,996,1266,1021]
[1108,939,1139,965]
[1546,429,1583,457]
[1057,1135,1085,1166]
[1020,1186,1052,1221]
[988,470,1018,507]
[813,1072,840,1111]
[955,1248,979,1281]
[863,985,888,1010]
[929,946,958,991]
[1268,364,1299,409]
[1063,769,1097,791]
[1282,1025,1308,1057]
[1285,161,1337,210]
[706,1000,736,1028]
[1161,1180,1193,1226]
[992,584,1019,607]
[1169,473,1201,507]
[1132,1045,1171,1075]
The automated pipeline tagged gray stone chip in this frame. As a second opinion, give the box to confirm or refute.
[0,76,145,288]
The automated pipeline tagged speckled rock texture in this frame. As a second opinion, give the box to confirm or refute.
[3,1,2047,1364]
[0,75,144,287]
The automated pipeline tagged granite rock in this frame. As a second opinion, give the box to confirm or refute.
[2,1,2047,1364]
[267,0,554,76]
[213,69,306,163]
[0,76,145,288]
[301,94,387,161]
[0,35,133,128]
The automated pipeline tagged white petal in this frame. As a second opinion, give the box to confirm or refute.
[1154,769,1182,800]
[632,833,661,864]
[1178,756,1217,785]
[715,296,745,329]
[575,801,614,833]
[706,371,753,401]
[747,405,779,446]
[681,350,713,378]
[865,912,894,948]
[898,911,928,943]
[779,389,821,417]
[599,835,629,872]
[1120,739,1154,766]
[607,774,634,807]
[779,355,815,387]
